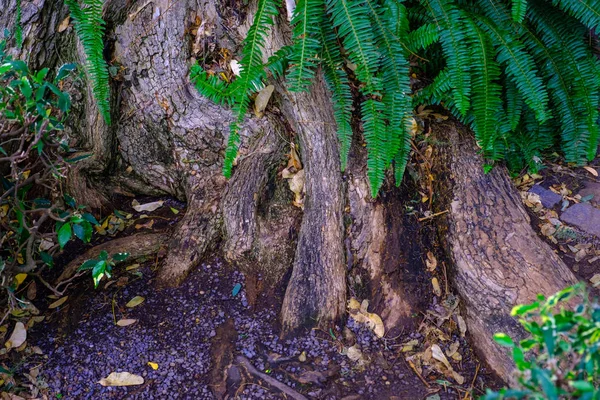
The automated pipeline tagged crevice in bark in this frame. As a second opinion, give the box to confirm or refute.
[430,120,578,382]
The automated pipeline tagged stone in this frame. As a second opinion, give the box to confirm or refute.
[578,181,600,206]
[529,184,562,208]
[560,203,600,238]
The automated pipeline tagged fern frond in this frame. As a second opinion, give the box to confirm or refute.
[190,65,233,105]
[319,22,353,170]
[511,0,527,23]
[504,77,523,132]
[465,15,503,156]
[529,1,600,162]
[223,0,280,177]
[405,23,439,52]
[366,0,412,177]
[551,0,600,31]
[476,11,550,123]
[287,0,324,91]
[266,45,293,79]
[65,0,111,124]
[420,0,471,117]
[327,0,385,195]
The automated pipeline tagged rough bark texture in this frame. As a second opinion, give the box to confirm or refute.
[278,77,347,330]
[347,146,428,334]
[432,121,578,382]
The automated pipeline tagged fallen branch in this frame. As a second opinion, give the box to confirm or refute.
[56,233,167,284]
[235,356,308,400]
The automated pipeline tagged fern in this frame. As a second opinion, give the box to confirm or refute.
[223,0,280,178]
[327,0,388,195]
[65,0,111,124]
[287,0,324,91]
[192,0,600,197]
[319,23,353,170]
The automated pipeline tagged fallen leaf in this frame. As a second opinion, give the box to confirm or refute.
[126,296,145,308]
[426,252,437,272]
[347,297,385,338]
[590,274,600,287]
[170,207,179,215]
[583,166,598,177]
[298,351,307,362]
[5,322,26,349]
[14,273,27,288]
[126,264,141,271]
[98,372,144,386]
[346,345,363,362]
[135,219,155,230]
[57,16,71,32]
[456,315,467,337]
[132,200,164,212]
[48,296,68,309]
[254,84,274,117]
[230,60,241,76]
[432,277,441,297]
[147,362,159,370]
[116,319,138,327]
[26,281,37,300]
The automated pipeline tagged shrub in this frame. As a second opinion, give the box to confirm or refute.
[483,283,600,399]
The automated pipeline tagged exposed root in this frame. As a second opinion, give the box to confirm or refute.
[56,233,167,284]
[236,356,308,400]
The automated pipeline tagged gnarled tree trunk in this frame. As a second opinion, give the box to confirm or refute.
[431,121,578,381]
[0,0,580,383]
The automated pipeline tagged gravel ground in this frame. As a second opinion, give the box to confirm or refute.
[29,258,476,399]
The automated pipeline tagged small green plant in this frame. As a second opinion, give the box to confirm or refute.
[483,283,600,399]
[0,37,102,318]
[78,251,129,288]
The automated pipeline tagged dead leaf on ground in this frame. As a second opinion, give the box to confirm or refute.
[48,296,68,309]
[147,362,159,370]
[590,274,600,287]
[98,372,144,386]
[425,252,437,272]
[116,319,138,327]
[431,277,441,297]
[132,200,164,212]
[135,220,155,230]
[347,298,385,338]
[26,281,37,300]
[5,322,26,349]
[126,296,145,308]
[583,166,599,177]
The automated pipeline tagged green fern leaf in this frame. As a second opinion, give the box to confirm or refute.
[222,0,281,178]
[319,22,353,170]
[511,0,528,23]
[287,0,324,91]
[65,0,111,124]
[190,65,233,105]
[552,0,600,31]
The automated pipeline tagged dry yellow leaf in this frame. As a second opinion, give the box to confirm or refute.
[126,296,145,308]
[14,273,27,287]
[432,277,441,297]
[58,16,71,32]
[48,296,68,309]
[116,319,138,327]
[147,362,159,370]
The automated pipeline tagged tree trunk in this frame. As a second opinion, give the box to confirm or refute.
[431,121,578,382]
[1,0,580,383]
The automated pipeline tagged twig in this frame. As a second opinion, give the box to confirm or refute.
[418,210,449,222]
[236,356,308,400]
[463,363,480,400]
[407,359,430,388]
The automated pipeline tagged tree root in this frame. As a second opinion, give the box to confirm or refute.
[56,233,167,284]
[236,356,308,400]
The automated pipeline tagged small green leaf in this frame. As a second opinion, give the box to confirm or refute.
[73,224,85,241]
[40,251,53,267]
[82,212,99,225]
[570,381,594,392]
[78,259,98,271]
[57,223,72,249]
[493,333,515,347]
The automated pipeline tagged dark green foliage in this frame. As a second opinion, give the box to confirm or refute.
[192,0,600,197]
[15,0,22,48]
[65,0,111,124]
[483,283,600,399]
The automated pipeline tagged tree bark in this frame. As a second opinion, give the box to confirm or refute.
[3,0,582,382]
[431,121,578,382]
